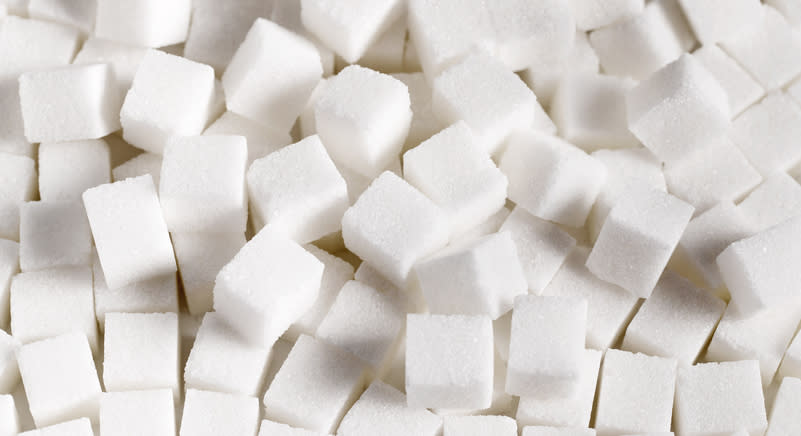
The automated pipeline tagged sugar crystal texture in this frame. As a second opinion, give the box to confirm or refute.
[677,0,762,44]
[779,332,801,380]
[737,172,801,233]
[19,201,92,273]
[0,16,81,79]
[180,389,260,436]
[691,44,764,116]
[204,111,292,165]
[443,415,517,436]
[337,381,442,436]
[99,389,175,436]
[258,420,332,436]
[38,139,111,201]
[764,376,801,436]
[18,418,93,436]
[94,0,191,48]
[572,0,644,30]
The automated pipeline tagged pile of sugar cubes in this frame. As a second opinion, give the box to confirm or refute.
[4,0,801,434]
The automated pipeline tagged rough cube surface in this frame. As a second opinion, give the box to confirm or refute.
[99,390,175,436]
[677,0,762,44]
[692,44,764,116]
[38,139,111,201]
[19,418,93,436]
[19,201,92,272]
[337,381,442,436]
[443,415,517,436]
[180,389,259,436]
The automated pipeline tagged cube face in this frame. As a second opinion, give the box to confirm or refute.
[0,330,20,393]
[731,92,801,176]
[247,135,348,243]
[521,426,596,436]
[263,335,368,434]
[99,390,175,436]
[405,314,494,410]
[0,394,19,436]
[594,350,677,435]
[258,420,332,436]
[0,239,18,330]
[443,415,517,436]
[766,377,801,436]
[737,172,801,233]
[112,153,162,186]
[0,16,81,79]
[95,0,191,48]
[0,79,34,159]
[180,389,260,436]
[338,381,442,436]
[38,139,111,202]
[573,0,643,30]
[83,175,177,290]
[17,333,102,428]
[204,111,292,166]
[19,418,93,436]
[222,18,322,133]
[678,0,762,44]
[19,201,92,273]
[692,44,764,116]
[779,333,801,380]
[159,135,248,233]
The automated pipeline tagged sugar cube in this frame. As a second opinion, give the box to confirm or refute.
[778,332,801,380]
[38,139,111,201]
[765,377,801,436]
[214,229,323,347]
[406,314,493,410]
[594,350,677,435]
[204,111,292,165]
[737,172,801,233]
[99,390,175,436]
[0,79,33,158]
[19,201,91,272]
[337,381,442,436]
[358,16,406,73]
[391,73,443,151]
[573,0,644,31]
[0,152,36,241]
[521,427,596,436]
[17,333,101,427]
[0,330,19,393]
[692,44,764,116]
[258,420,332,436]
[443,415,517,436]
[72,38,148,101]
[674,361,767,436]
[0,17,81,79]
[27,0,94,34]
[94,0,190,48]
[678,0,762,44]
[0,394,19,436]
[0,240,19,330]
[222,18,322,133]
[270,0,335,77]
[263,334,368,434]
[500,130,607,227]
[18,418,93,436]
[112,152,161,185]
[454,206,512,244]
[180,389,260,436]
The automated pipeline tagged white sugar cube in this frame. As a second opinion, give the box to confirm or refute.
[0,152,36,241]
[0,79,33,158]
[83,175,176,289]
[10,267,97,352]
[99,390,175,436]
[573,0,644,30]
[270,0,335,77]
[297,78,328,139]
[19,201,91,272]
[38,139,111,201]
[594,350,677,435]
[72,38,148,101]
[765,377,801,436]
[721,6,801,90]
[674,361,767,436]
[550,72,638,151]
[443,415,517,436]
[180,389,260,436]
[0,394,19,436]
[18,418,93,436]
[17,333,101,427]
[626,54,730,165]
[692,44,764,116]
[94,0,190,48]
[120,50,215,154]
[500,130,606,227]
[521,427,596,436]
[112,153,162,186]
[222,18,322,133]
[622,271,726,365]
[337,381,442,436]
[103,313,179,398]
[543,247,639,350]
[767,0,801,25]
[258,420,332,436]
[403,122,507,235]
[184,312,270,397]
[779,333,801,380]
[159,135,247,233]
[506,295,586,397]
[415,232,527,319]
[678,0,762,44]
[263,334,368,434]
[516,349,602,428]
[19,64,121,143]
[358,16,406,73]
[731,92,801,176]
[0,17,81,79]
[0,330,19,393]
[247,135,348,242]
[204,111,292,165]
[737,172,801,233]
[27,0,95,34]
[391,73,444,151]
[315,65,410,177]
[406,314,493,410]
[432,54,553,156]
[0,240,17,330]
[341,171,449,288]
[214,229,324,347]
[454,206,512,245]
[587,188,694,298]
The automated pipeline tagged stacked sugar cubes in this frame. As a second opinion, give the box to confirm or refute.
[3,0,801,434]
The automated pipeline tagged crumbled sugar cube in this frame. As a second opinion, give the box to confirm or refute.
[0,79,34,158]
[588,148,666,242]
[184,312,270,397]
[678,201,756,288]
[542,247,639,350]
[391,73,444,151]
[172,232,244,314]
[572,0,644,31]
[214,229,324,347]
[18,418,93,436]
[516,349,602,428]
[721,6,801,90]
[316,280,404,372]
[765,377,801,436]
[204,111,292,165]
[406,314,493,410]
[500,130,607,227]
[0,239,19,330]
[674,361,767,436]
[263,334,369,434]
[315,65,411,177]
[717,215,801,315]
[120,50,216,154]
[626,54,730,165]
[506,295,586,397]
[103,312,179,398]
[10,267,97,352]
[358,16,406,73]
[222,18,322,133]
[180,389,260,436]
[258,420,332,436]
[94,0,190,48]
[779,332,801,380]
[99,390,175,436]
[0,16,81,79]
[443,415,517,436]
[247,135,348,242]
[18,64,121,143]
[17,333,101,427]
[72,38,148,100]
[692,44,764,116]
[286,245,354,341]
[706,303,801,385]
[0,152,36,241]
[594,349,678,435]
[112,153,162,186]
[730,92,801,177]
[0,330,20,393]
[27,0,95,34]
[664,137,762,213]
[0,394,19,436]
[38,139,111,201]
[83,175,177,290]
[432,54,553,156]
[737,172,801,233]
[337,381,442,436]
[550,72,638,151]
[341,171,449,288]
[678,0,762,44]
[622,271,726,365]
[587,188,694,298]
[415,232,527,319]
[522,427,596,436]
[403,122,508,235]
[19,201,91,272]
